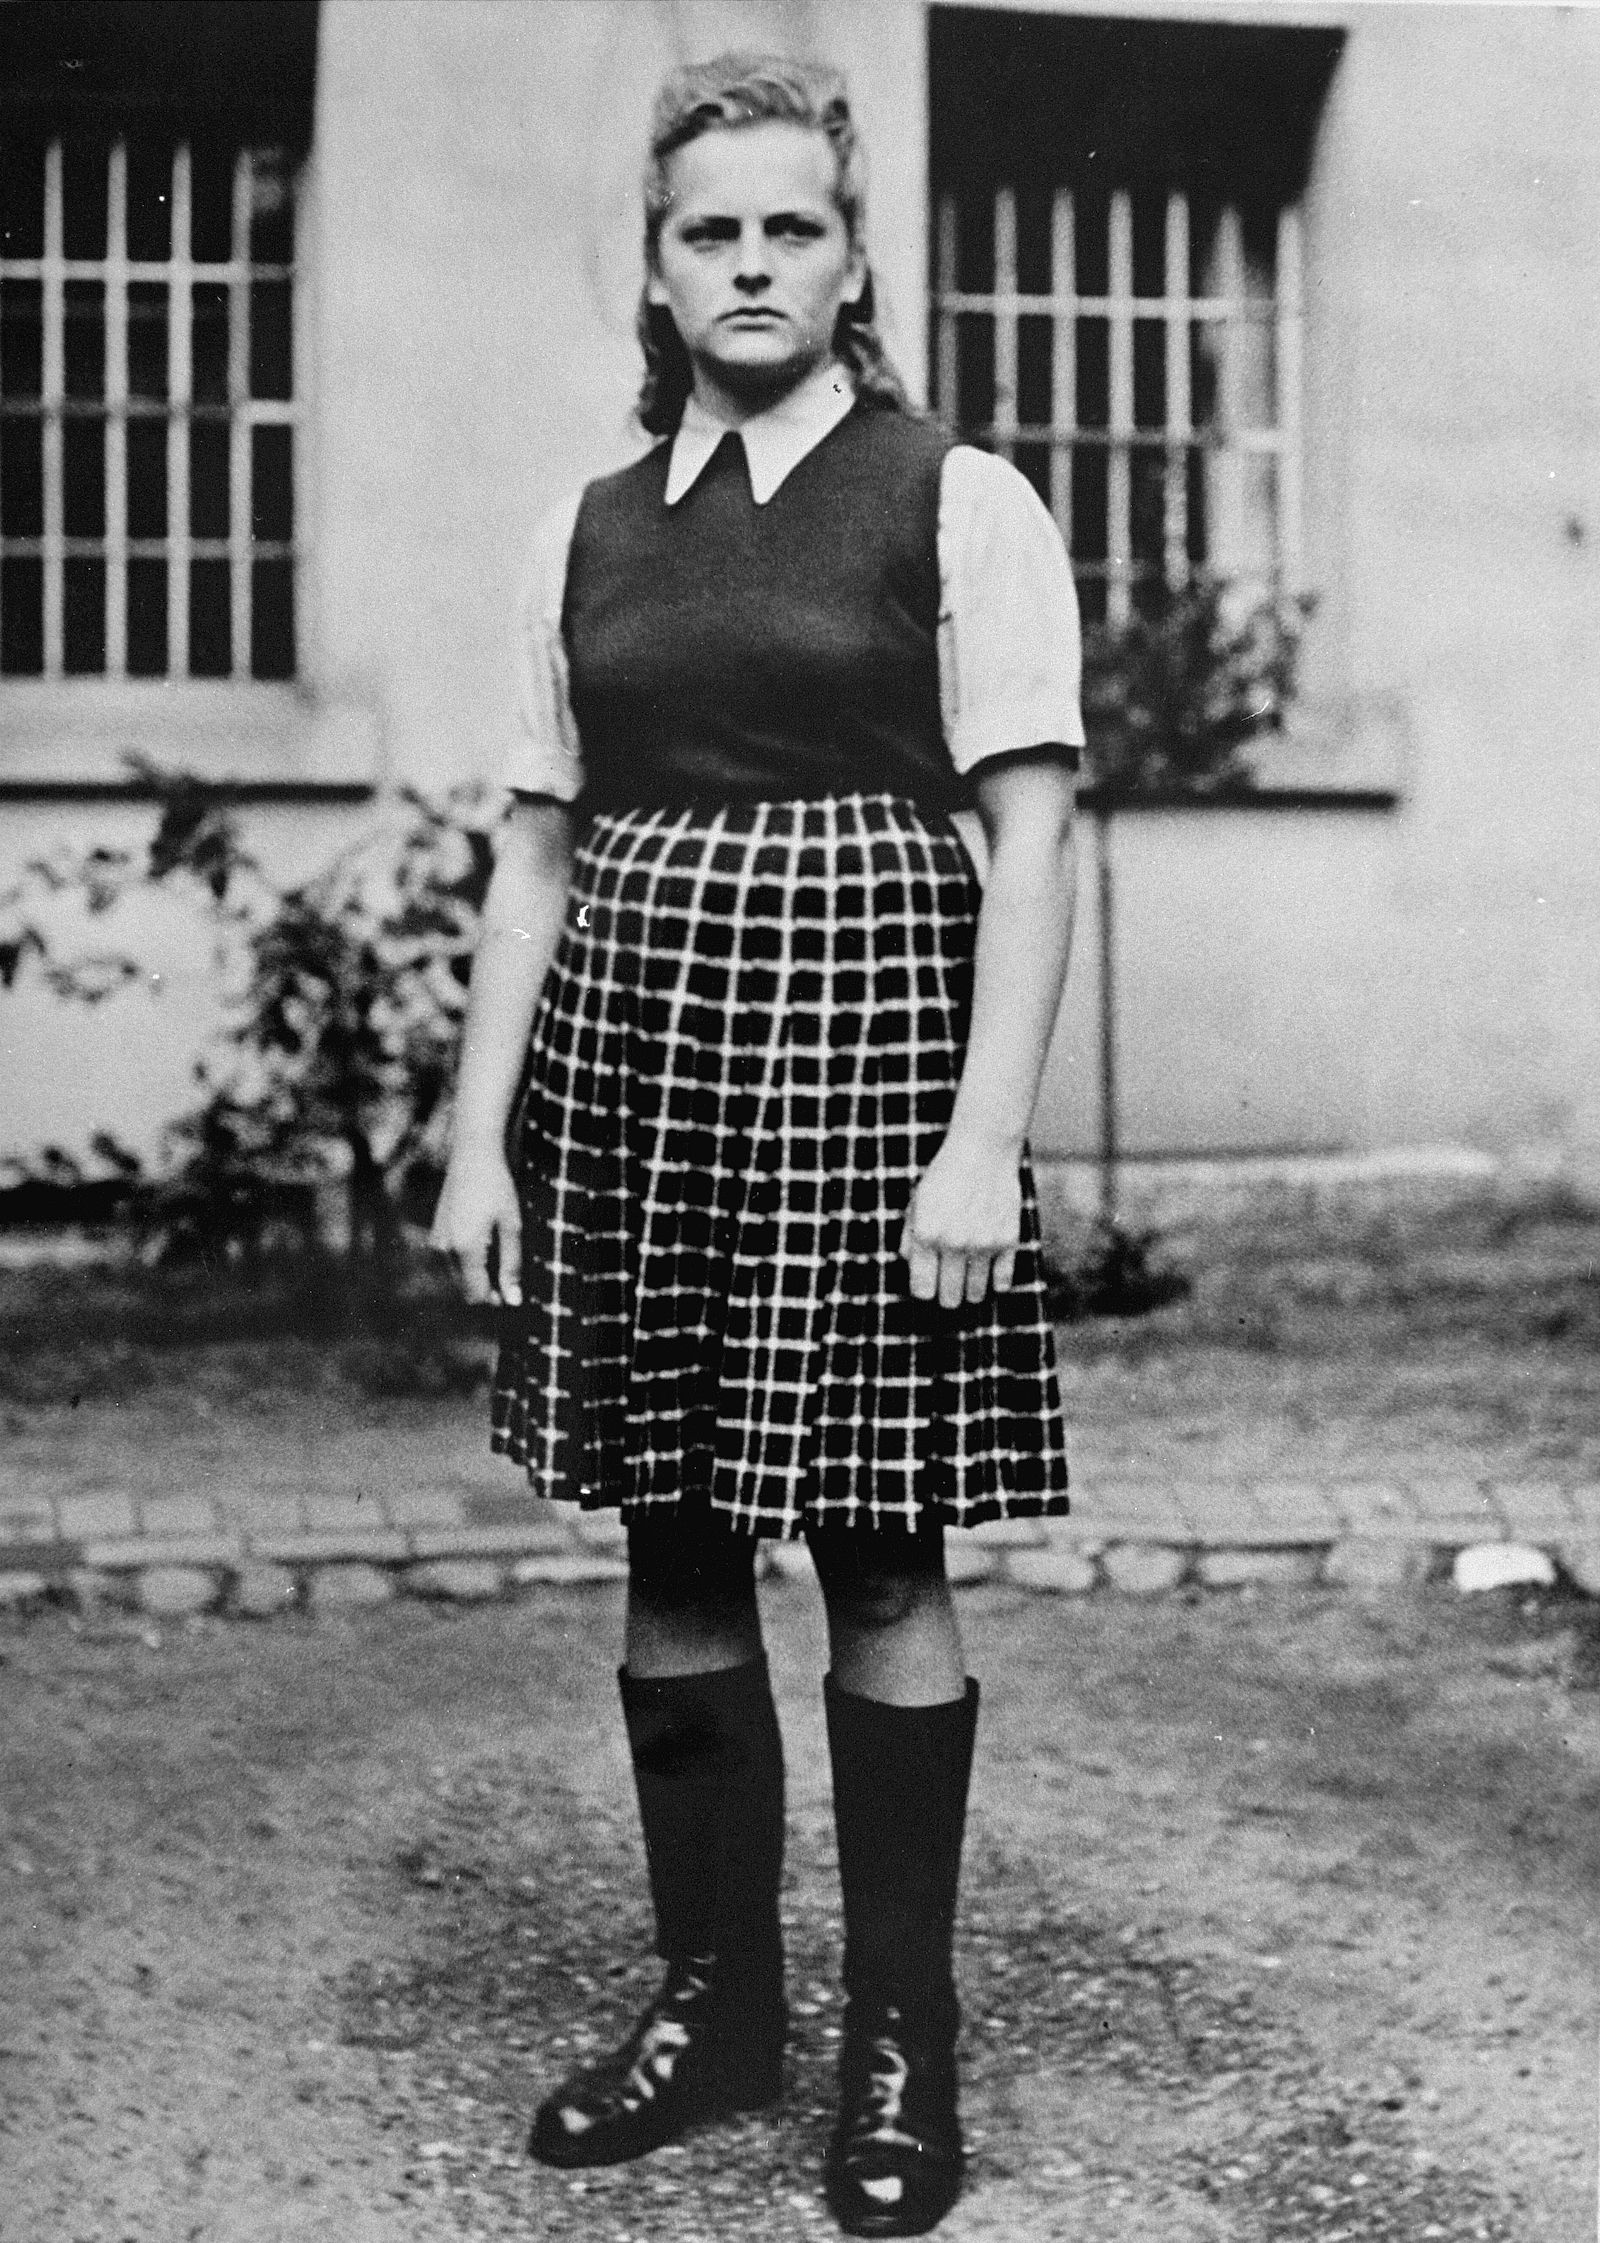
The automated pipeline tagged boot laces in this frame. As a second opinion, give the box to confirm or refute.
[556,1960,711,2133]
[616,2009,692,2113]
[850,2031,919,2153]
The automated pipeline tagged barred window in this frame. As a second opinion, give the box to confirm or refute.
[930,12,1342,628]
[0,135,297,680]
[935,183,1300,627]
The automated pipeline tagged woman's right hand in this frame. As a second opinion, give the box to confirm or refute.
[429,1147,524,1307]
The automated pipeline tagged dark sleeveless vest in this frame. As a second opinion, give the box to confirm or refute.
[561,402,960,814]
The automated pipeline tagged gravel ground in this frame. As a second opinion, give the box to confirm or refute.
[2,1579,1596,2243]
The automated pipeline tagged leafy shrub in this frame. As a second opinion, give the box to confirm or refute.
[2,759,495,1273]
[1044,1220,1193,1321]
[1080,576,1311,801]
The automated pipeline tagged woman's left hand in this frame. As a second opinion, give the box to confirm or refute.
[900,1132,1023,1309]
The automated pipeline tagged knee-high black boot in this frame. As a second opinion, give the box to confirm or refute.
[822,1675,979,2238]
[528,1655,787,2166]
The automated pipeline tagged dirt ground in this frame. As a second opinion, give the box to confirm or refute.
[3,1577,1597,2243]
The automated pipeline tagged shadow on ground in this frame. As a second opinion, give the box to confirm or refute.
[344,1812,1516,2243]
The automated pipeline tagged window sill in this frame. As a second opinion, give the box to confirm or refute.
[0,682,380,801]
[1076,783,1400,813]
[1075,696,1409,813]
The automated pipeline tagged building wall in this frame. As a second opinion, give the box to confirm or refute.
[4,1,1598,1184]
[1300,1,1600,1178]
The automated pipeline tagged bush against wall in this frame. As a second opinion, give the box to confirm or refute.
[1080,575,1309,803]
[1,761,495,1271]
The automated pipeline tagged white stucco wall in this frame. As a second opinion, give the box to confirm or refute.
[1300,2,1600,1176]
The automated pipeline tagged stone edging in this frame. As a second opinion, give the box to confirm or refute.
[0,1512,1595,1621]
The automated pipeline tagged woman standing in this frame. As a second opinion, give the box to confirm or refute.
[431,54,1081,2239]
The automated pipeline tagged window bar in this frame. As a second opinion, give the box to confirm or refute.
[1048,188,1075,540]
[41,140,65,678]
[229,148,253,677]
[1162,191,1191,593]
[1106,188,1134,627]
[1275,203,1304,594]
[105,140,129,677]
[289,149,308,679]
[992,185,1018,464]
[1212,201,1244,581]
[168,144,192,676]
[935,195,958,423]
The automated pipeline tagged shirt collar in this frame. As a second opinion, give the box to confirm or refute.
[664,360,856,507]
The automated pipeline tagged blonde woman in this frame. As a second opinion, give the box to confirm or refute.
[432,53,1081,2238]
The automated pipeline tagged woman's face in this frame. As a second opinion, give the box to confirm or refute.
[649,120,866,414]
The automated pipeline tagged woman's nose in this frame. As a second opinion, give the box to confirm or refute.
[733,223,774,287]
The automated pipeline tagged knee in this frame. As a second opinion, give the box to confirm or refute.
[826,1570,923,1633]
[809,1529,947,1635]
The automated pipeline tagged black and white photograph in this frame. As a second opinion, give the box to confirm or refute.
[1,3,1597,2239]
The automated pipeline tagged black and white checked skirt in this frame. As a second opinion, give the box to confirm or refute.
[490,793,1069,1538]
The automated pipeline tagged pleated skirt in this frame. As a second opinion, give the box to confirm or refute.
[489,793,1070,1538]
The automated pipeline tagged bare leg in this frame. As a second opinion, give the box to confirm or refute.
[624,1507,764,1679]
[807,1523,966,1707]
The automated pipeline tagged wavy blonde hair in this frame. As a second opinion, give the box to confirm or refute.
[636,52,911,437]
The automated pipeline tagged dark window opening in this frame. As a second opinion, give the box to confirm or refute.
[930,10,1342,622]
[0,2,314,681]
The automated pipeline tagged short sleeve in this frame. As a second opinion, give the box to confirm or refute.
[937,446,1084,777]
[502,488,585,802]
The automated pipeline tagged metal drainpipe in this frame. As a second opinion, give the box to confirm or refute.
[1095,801,1118,1227]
